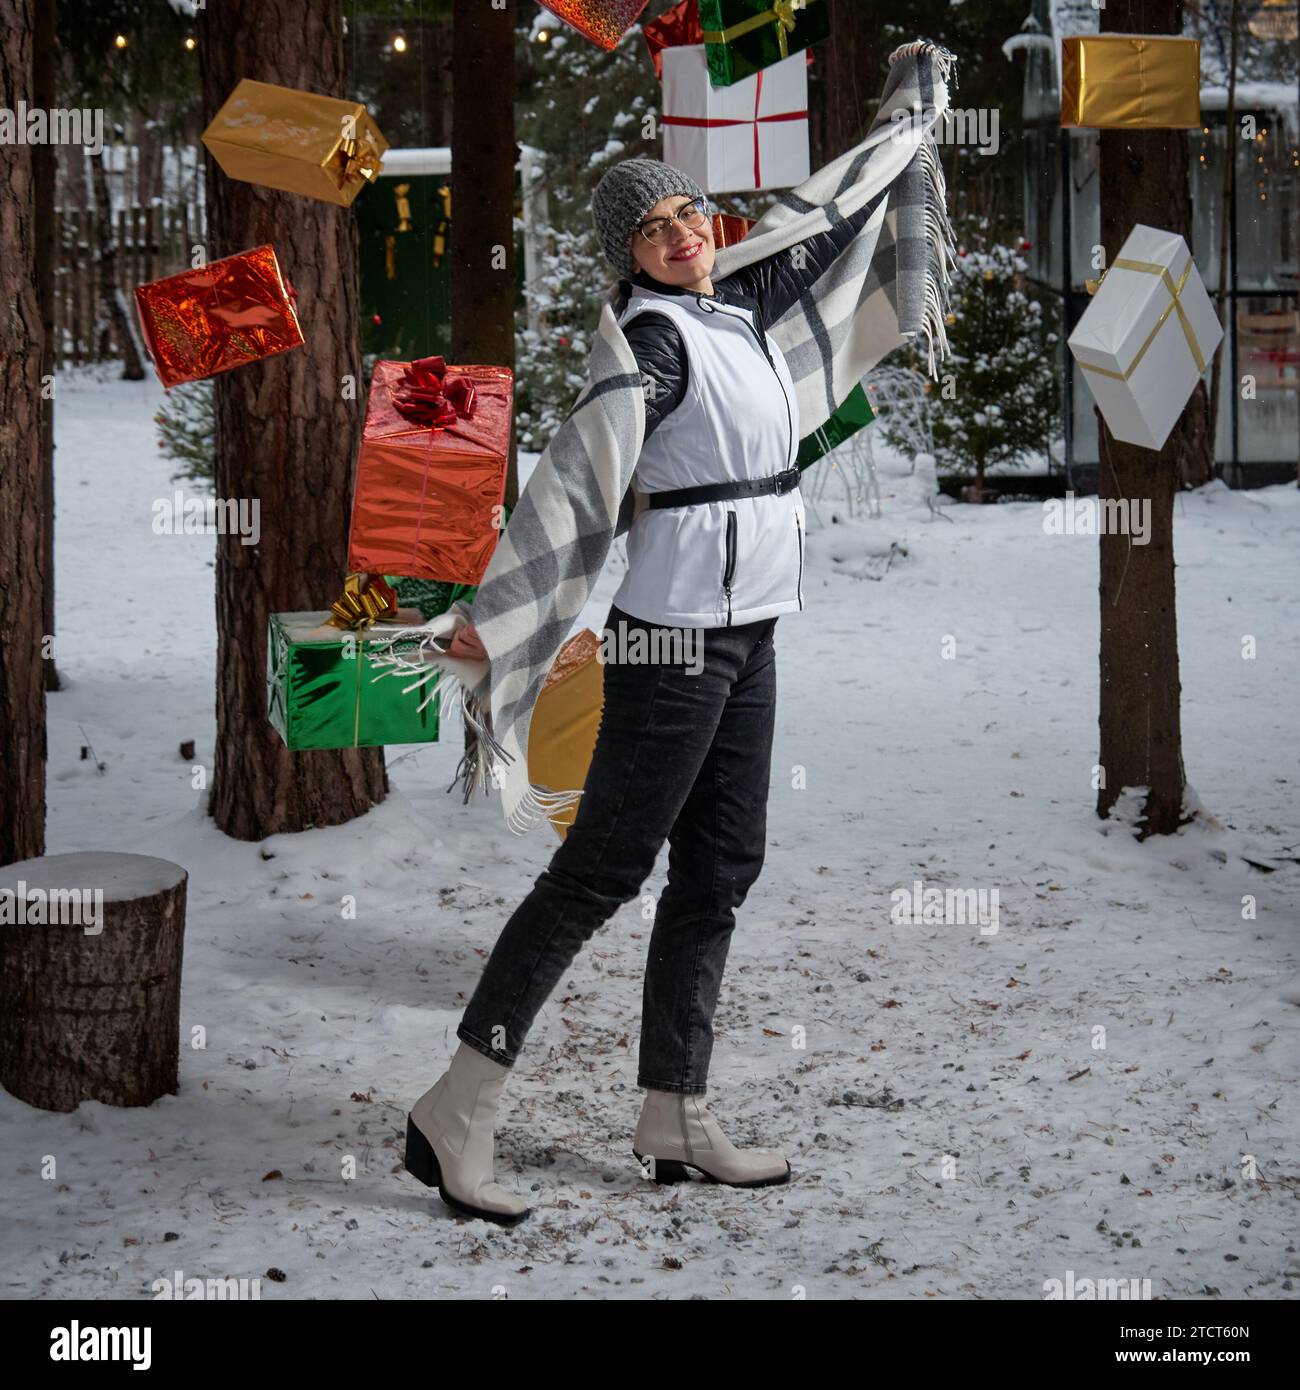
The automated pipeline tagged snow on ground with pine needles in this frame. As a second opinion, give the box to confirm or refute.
[2,367,1297,1300]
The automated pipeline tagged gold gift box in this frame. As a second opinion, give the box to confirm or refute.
[1060,35,1201,130]
[528,630,605,842]
[202,78,389,207]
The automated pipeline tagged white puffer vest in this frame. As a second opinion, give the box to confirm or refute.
[611,283,806,628]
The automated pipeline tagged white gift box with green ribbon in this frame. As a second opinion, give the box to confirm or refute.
[1068,224,1223,452]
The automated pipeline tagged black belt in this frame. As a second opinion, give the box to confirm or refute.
[646,466,801,509]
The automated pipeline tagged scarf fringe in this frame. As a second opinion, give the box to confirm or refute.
[360,629,584,830]
[898,45,958,380]
[505,782,586,836]
[887,40,958,90]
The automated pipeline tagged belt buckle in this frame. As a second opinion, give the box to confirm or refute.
[777,467,798,494]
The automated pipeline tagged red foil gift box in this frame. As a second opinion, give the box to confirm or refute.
[347,358,513,586]
[134,244,303,389]
[644,0,704,78]
[711,212,755,247]
[537,0,650,51]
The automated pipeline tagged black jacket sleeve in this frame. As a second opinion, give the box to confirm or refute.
[715,194,882,326]
[622,311,688,441]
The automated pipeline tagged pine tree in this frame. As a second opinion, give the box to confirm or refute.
[883,233,1059,495]
[155,379,215,488]
[512,12,785,450]
[513,18,659,449]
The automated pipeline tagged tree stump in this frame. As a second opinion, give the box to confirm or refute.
[0,852,187,1112]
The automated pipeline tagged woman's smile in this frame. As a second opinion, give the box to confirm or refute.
[668,241,704,262]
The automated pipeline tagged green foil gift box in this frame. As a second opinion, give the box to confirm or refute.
[699,0,829,88]
[267,611,441,750]
[795,382,875,470]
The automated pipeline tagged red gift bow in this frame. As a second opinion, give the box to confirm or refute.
[662,68,806,188]
[391,355,477,429]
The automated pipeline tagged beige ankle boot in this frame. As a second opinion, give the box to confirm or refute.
[405,1042,531,1225]
[633,1090,791,1187]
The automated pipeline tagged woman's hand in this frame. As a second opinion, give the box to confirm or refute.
[446,621,487,663]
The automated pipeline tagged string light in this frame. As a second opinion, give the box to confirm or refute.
[536,28,551,43]
[393,34,408,53]
[113,33,128,49]
[184,36,196,51]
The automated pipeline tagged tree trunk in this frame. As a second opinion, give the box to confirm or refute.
[89,150,146,380]
[34,0,59,692]
[199,0,386,840]
[0,0,47,867]
[451,0,518,509]
[1095,1,1191,836]
[1178,379,1213,488]
[808,0,881,170]
[452,0,518,767]
[0,853,187,1111]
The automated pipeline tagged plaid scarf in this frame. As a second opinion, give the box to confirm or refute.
[369,40,958,835]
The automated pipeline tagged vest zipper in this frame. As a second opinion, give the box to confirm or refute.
[700,298,795,470]
[795,514,804,610]
[723,509,737,627]
[740,307,794,470]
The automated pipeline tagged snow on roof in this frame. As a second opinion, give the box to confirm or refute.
[376,147,453,177]
[1202,82,1299,138]
[1002,31,1054,63]
[1010,1,1299,126]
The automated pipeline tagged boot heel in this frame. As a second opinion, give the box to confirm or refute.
[633,1150,691,1183]
[405,1114,442,1188]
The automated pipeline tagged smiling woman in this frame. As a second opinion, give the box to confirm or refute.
[630,193,717,294]
[400,33,961,1223]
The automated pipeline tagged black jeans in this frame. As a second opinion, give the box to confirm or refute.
[456,601,777,1095]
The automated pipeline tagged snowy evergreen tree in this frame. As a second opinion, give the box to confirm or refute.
[512,11,779,450]
[882,230,1060,495]
[155,380,215,489]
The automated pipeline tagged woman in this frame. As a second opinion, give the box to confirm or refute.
[406,156,884,1226]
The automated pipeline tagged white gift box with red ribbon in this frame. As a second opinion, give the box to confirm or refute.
[661,42,810,194]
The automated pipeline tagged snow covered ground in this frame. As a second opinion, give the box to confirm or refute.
[3,366,1297,1301]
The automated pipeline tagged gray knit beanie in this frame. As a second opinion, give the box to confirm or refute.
[591,156,709,280]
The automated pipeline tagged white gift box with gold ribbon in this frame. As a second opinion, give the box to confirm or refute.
[1068,224,1223,452]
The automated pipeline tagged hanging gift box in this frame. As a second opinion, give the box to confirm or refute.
[795,382,876,470]
[1060,35,1201,129]
[662,43,809,193]
[698,0,828,88]
[379,505,514,619]
[644,0,705,78]
[537,0,650,51]
[347,357,512,585]
[527,629,605,842]
[645,0,815,81]
[267,610,439,751]
[134,244,303,389]
[202,78,389,207]
[710,211,754,247]
[1068,224,1222,452]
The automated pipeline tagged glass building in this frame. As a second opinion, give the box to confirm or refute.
[1008,1,1299,487]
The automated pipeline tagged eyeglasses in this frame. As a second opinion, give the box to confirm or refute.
[636,196,710,245]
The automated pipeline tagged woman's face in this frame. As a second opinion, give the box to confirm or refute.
[630,194,716,289]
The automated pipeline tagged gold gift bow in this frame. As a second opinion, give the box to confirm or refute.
[326,573,399,630]
[1078,255,1208,382]
[701,0,819,62]
[334,131,383,191]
